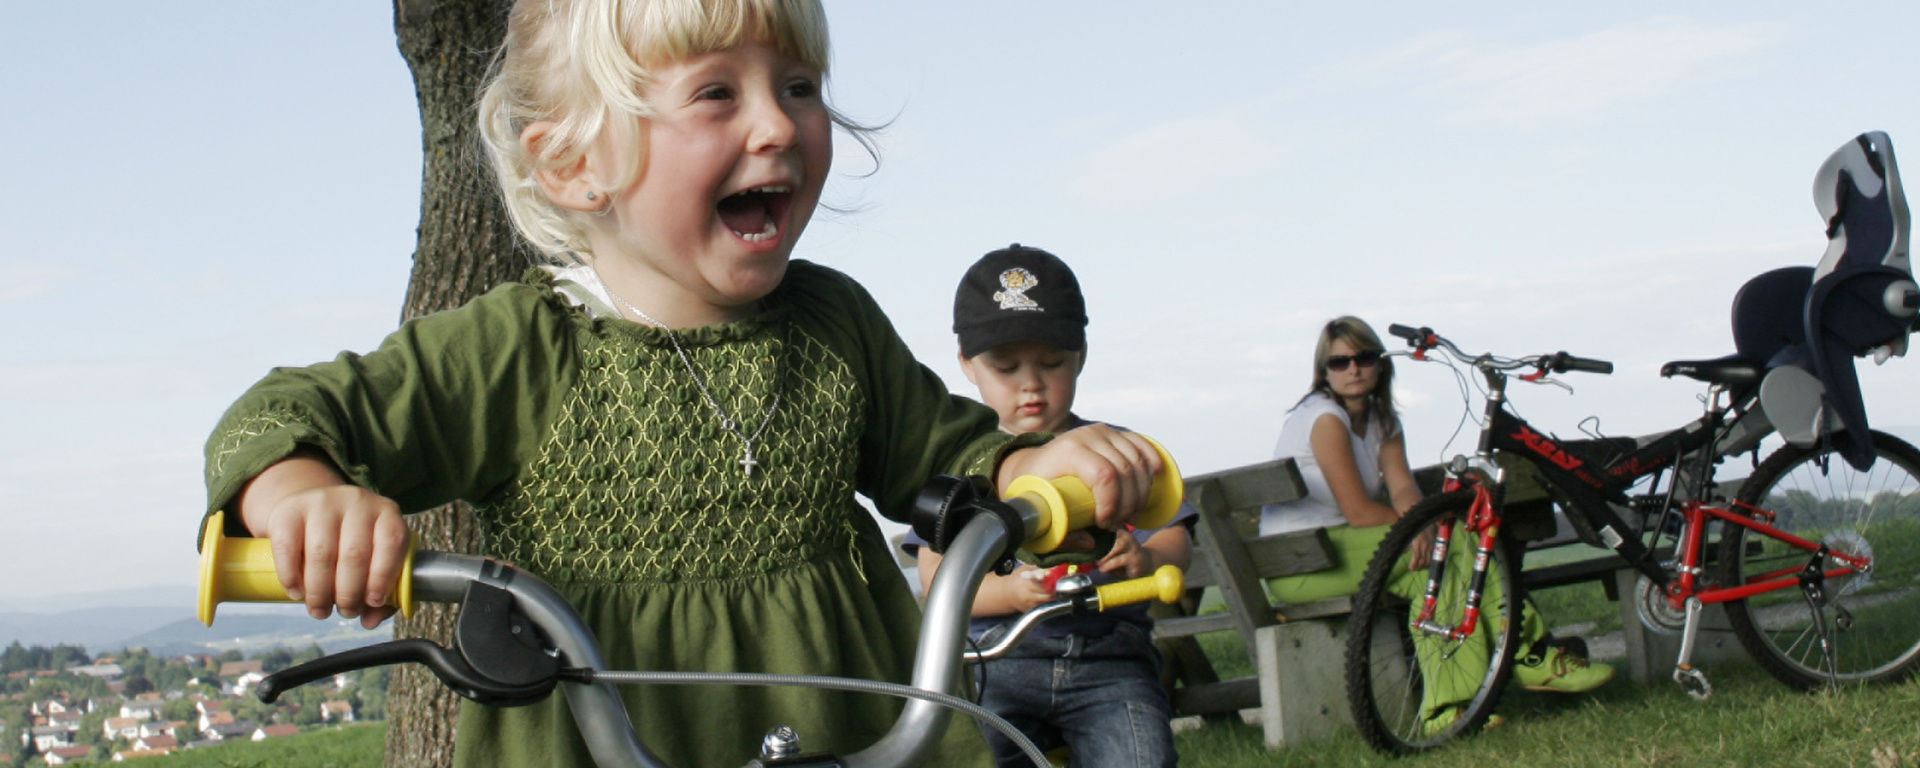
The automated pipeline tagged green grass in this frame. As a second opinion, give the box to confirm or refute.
[158,722,386,767]
[1170,658,1920,768]
[1177,578,1920,768]
[176,664,1920,768]
[173,662,1920,768]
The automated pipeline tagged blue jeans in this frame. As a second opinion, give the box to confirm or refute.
[971,621,1178,768]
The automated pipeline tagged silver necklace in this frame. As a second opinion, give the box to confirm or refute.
[592,270,781,476]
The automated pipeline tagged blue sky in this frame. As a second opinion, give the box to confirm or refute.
[4,2,1918,608]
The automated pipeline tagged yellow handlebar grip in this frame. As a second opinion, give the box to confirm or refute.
[1094,565,1185,609]
[195,510,415,626]
[1008,434,1184,554]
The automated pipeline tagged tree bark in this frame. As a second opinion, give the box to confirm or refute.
[387,1,517,766]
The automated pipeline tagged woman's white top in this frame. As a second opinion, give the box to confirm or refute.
[1259,393,1397,536]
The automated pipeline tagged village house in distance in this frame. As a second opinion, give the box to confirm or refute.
[4,643,379,764]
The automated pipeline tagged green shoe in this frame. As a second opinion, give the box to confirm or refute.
[1422,705,1505,738]
[1515,645,1614,693]
[1421,705,1461,738]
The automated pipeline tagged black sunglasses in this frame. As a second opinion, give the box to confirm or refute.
[1324,349,1382,372]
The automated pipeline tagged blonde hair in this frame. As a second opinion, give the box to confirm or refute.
[1300,315,1399,434]
[476,0,868,264]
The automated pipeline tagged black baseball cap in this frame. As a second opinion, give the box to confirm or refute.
[953,244,1088,359]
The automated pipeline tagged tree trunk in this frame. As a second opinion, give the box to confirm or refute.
[387,1,517,766]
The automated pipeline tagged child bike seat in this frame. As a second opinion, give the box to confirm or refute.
[1801,131,1914,470]
[1663,133,1911,471]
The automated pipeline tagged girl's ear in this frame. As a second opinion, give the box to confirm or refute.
[520,121,603,213]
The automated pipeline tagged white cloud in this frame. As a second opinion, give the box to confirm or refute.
[0,360,233,402]
[1366,16,1785,124]
[1072,116,1280,203]
[1,263,67,301]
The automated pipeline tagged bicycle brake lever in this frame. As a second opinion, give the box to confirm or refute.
[257,581,566,707]
[1518,367,1574,393]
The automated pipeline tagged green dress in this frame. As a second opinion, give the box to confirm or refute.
[202,261,1018,767]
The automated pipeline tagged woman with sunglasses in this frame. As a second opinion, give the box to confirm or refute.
[1261,317,1611,735]
[1262,316,1411,540]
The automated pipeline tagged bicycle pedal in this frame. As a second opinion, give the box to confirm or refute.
[1673,665,1713,700]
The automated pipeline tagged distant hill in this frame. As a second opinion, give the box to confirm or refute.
[2,604,390,657]
[0,606,189,651]
[116,613,391,657]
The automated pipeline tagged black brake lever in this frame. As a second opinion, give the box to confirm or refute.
[257,581,569,707]
[911,474,1026,575]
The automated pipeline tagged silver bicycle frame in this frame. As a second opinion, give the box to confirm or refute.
[401,498,1049,768]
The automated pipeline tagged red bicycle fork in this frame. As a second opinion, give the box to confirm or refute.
[1414,483,1503,641]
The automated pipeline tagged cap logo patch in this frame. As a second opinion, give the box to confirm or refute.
[994,268,1043,311]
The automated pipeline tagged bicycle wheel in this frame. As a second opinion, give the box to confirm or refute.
[1721,430,1920,689]
[1345,489,1522,754]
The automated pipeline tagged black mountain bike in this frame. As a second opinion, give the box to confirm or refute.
[1343,131,1920,754]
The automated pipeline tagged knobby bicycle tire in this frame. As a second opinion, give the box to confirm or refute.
[1345,489,1522,754]
[1721,429,1920,689]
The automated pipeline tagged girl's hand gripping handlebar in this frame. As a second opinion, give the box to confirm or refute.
[196,433,1183,625]
[196,510,419,626]
[192,433,1188,768]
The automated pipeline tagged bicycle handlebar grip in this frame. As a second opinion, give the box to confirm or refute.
[196,510,416,626]
[1386,323,1424,342]
[1006,435,1184,554]
[1555,353,1614,374]
[1094,564,1184,609]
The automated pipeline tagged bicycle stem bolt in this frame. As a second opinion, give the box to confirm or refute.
[760,725,802,759]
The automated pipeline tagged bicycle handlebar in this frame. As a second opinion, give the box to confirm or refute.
[193,438,1187,768]
[1387,323,1431,345]
[1389,322,1613,378]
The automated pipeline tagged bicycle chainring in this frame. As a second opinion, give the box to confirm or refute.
[1634,574,1687,635]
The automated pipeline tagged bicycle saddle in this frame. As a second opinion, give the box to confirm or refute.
[1658,357,1763,386]
[1659,265,1810,386]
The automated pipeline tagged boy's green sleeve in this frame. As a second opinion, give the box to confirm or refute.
[199,283,577,543]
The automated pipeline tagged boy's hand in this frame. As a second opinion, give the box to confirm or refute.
[238,451,411,630]
[998,424,1161,530]
[1095,528,1153,579]
[996,566,1057,613]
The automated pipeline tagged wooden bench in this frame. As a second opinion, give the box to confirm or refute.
[1150,458,1357,747]
[1153,455,1569,748]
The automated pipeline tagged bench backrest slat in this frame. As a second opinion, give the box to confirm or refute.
[1182,457,1323,661]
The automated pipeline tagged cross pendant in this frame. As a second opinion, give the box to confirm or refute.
[739,450,759,477]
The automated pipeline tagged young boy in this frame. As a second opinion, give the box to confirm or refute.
[906,244,1191,768]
